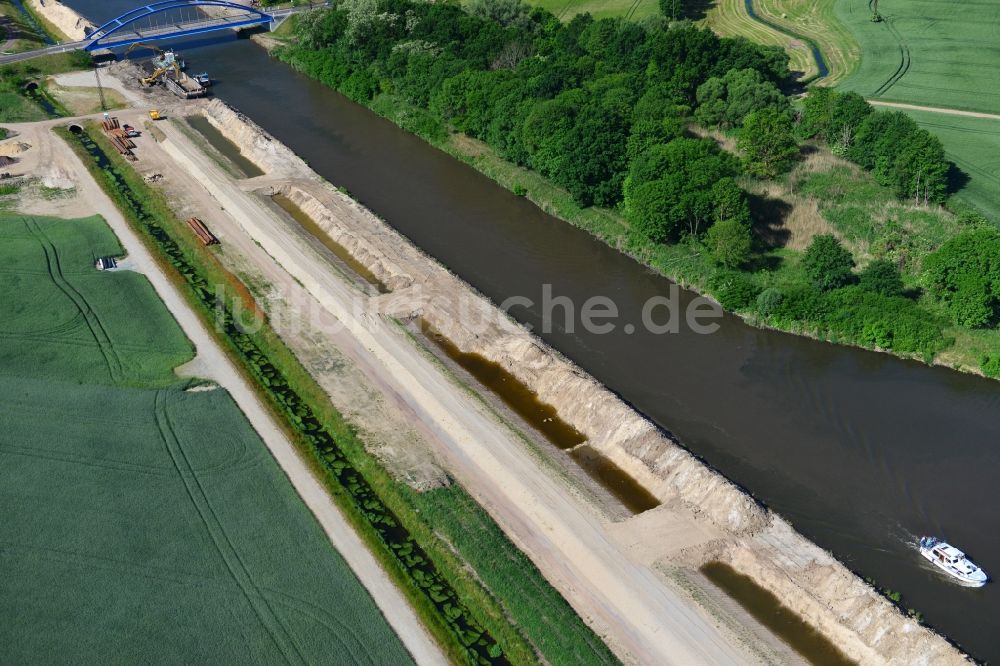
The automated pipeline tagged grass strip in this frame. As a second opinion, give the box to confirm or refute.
[59,123,534,666]
[413,486,619,666]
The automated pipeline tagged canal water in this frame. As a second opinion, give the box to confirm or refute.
[66,2,1000,659]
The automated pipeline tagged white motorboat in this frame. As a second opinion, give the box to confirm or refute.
[919,537,988,587]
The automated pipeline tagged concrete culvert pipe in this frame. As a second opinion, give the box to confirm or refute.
[22,81,39,92]
[68,124,83,134]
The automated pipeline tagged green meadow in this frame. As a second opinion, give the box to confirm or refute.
[0,213,411,664]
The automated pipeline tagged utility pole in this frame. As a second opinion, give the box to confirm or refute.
[93,61,107,111]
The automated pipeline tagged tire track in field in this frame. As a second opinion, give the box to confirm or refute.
[869,1,911,97]
[154,390,308,666]
[556,1,574,20]
[0,311,86,338]
[262,587,380,665]
[22,217,124,383]
[0,541,231,591]
[0,443,172,476]
[624,0,643,22]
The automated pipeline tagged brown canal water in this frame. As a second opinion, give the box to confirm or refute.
[420,321,657,513]
[420,321,587,450]
[66,6,1000,658]
[701,561,856,666]
[185,114,264,178]
[570,445,661,514]
[270,192,389,293]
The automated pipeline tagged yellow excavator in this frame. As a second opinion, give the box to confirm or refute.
[125,42,182,87]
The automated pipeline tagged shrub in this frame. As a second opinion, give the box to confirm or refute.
[982,354,1000,378]
[859,259,904,296]
[823,286,945,355]
[709,271,761,310]
[756,287,784,315]
[923,228,1000,328]
[706,217,752,268]
[802,234,855,291]
[772,284,829,323]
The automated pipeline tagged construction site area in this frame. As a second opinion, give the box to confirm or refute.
[0,38,978,659]
[0,0,983,655]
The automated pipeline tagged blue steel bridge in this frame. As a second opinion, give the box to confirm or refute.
[85,1,274,51]
[0,1,320,65]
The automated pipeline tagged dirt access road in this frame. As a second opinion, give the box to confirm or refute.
[0,119,446,666]
[138,109,781,665]
[868,99,1000,121]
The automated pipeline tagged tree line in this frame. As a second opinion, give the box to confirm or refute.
[280,0,788,254]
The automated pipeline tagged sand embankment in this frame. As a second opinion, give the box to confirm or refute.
[202,98,967,664]
[25,0,95,41]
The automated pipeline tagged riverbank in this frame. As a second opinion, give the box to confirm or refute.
[197,86,968,663]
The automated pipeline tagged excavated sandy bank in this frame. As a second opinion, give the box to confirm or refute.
[25,0,94,41]
[201,98,968,665]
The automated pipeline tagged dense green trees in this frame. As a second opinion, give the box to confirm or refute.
[522,81,633,206]
[281,0,788,218]
[277,0,992,365]
[623,139,745,241]
[738,107,798,177]
[802,234,855,291]
[923,228,1000,327]
[694,68,785,129]
[799,88,871,152]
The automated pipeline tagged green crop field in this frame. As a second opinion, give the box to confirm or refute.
[0,213,412,664]
[835,0,1000,114]
[0,215,192,385]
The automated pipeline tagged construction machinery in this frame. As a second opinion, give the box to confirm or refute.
[149,110,162,120]
[124,42,195,88]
